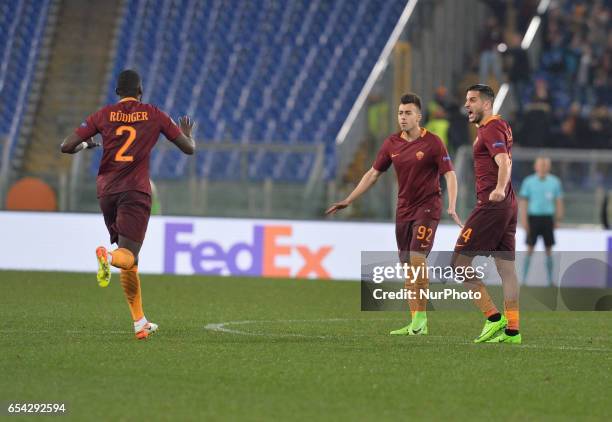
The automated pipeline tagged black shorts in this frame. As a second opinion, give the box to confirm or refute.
[526,215,555,247]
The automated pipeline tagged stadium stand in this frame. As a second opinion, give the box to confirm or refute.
[0,0,51,171]
[21,0,119,175]
[92,0,410,182]
[517,0,611,149]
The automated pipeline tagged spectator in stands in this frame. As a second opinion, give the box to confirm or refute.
[587,105,612,149]
[521,79,553,146]
[565,34,583,88]
[425,86,450,148]
[463,0,611,150]
[592,69,612,107]
[478,16,504,85]
[575,43,593,105]
[541,32,566,77]
[504,32,530,115]
[559,102,589,148]
[587,0,609,49]
[441,91,469,154]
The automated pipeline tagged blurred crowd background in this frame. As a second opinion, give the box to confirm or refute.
[0,0,610,226]
[422,0,611,153]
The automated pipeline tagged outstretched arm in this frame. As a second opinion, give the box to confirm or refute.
[325,167,382,215]
[170,116,196,155]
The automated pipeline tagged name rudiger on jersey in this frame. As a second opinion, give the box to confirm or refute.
[109,110,149,123]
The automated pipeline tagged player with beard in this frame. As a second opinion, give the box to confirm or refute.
[452,84,521,344]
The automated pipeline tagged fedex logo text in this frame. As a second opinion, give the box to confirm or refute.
[164,223,332,278]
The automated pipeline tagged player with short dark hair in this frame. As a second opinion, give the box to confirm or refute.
[116,69,142,98]
[400,93,422,110]
[452,84,521,344]
[327,93,462,336]
[60,69,195,339]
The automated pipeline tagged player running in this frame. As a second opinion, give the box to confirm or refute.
[326,93,462,336]
[60,69,195,339]
[452,84,521,344]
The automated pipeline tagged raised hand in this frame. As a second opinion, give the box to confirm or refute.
[179,116,195,138]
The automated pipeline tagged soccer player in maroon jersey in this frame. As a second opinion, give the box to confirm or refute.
[452,84,521,344]
[60,69,195,339]
[326,93,462,335]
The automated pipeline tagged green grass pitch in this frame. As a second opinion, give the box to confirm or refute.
[1,270,611,420]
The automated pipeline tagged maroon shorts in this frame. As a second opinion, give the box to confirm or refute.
[99,191,152,244]
[454,205,518,260]
[396,218,439,263]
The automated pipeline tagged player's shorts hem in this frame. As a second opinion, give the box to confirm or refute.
[453,250,516,261]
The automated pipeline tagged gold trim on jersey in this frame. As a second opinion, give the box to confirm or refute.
[477,114,501,127]
[400,127,427,142]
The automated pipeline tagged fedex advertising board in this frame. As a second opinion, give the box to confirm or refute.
[0,211,611,283]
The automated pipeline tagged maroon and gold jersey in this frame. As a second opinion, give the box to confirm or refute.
[473,115,516,209]
[75,97,181,198]
[373,128,454,221]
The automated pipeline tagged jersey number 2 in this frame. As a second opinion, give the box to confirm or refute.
[115,126,136,162]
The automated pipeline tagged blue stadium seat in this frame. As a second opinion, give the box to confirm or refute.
[0,0,51,163]
[94,0,409,182]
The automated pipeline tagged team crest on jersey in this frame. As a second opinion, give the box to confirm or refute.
[416,151,424,160]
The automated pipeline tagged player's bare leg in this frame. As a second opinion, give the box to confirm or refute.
[486,258,521,344]
[452,253,506,343]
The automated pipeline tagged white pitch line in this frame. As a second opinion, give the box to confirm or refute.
[204,321,326,338]
[204,319,612,353]
[204,318,394,339]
